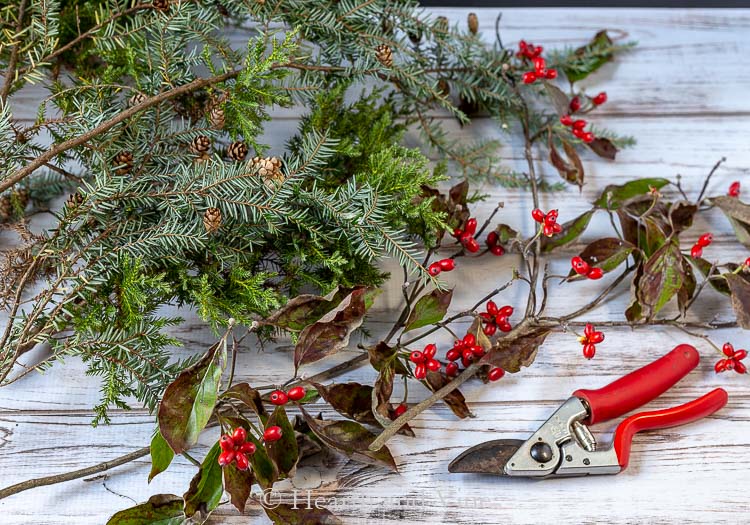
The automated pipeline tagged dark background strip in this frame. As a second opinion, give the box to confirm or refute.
[420,1,750,7]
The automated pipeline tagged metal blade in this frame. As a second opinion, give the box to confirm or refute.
[448,439,524,475]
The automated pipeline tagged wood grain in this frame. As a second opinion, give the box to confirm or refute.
[1,7,750,525]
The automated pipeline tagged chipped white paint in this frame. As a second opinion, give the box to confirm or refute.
[1,8,750,525]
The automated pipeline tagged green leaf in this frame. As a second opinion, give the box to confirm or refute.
[480,324,551,373]
[183,442,223,521]
[562,30,615,83]
[725,273,750,329]
[493,224,519,245]
[540,210,594,253]
[688,257,729,295]
[265,405,299,477]
[265,504,342,525]
[298,407,398,472]
[710,196,750,248]
[403,288,453,332]
[158,339,227,454]
[635,242,685,319]
[148,429,175,483]
[294,287,379,371]
[223,462,254,514]
[594,178,670,210]
[107,494,185,525]
[568,238,635,278]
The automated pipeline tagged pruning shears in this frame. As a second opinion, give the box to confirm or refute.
[449,344,728,478]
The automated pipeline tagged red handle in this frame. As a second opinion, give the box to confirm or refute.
[614,388,728,469]
[573,344,700,425]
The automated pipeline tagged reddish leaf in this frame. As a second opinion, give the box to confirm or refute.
[634,242,684,320]
[313,382,378,424]
[678,258,697,316]
[265,504,342,525]
[543,82,570,116]
[294,287,379,371]
[588,137,618,160]
[549,134,583,188]
[223,460,254,514]
[711,196,750,247]
[222,382,267,421]
[263,288,344,331]
[449,179,469,206]
[568,238,635,278]
[669,201,698,234]
[106,494,183,524]
[480,326,551,373]
[372,364,395,425]
[403,288,453,332]
[424,370,472,419]
[265,405,299,477]
[725,273,750,329]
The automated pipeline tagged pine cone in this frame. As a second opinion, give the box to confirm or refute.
[437,79,450,97]
[152,0,169,11]
[190,135,212,157]
[0,196,11,221]
[375,44,393,68]
[435,16,449,33]
[467,13,479,35]
[66,192,84,209]
[208,103,225,130]
[250,156,285,188]
[114,150,134,175]
[128,92,147,107]
[203,207,222,234]
[227,141,248,161]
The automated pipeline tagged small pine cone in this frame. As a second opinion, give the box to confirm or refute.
[208,103,225,130]
[467,13,478,35]
[15,188,29,208]
[66,192,84,209]
[0,196,11,221]
[152,0,169,11]
[114,150,134,175]
[227,141,248,161]
[128,92,147,107]
[375,44,393,68]
[435,16,449,32]
[190,135,212,155]
[203,207,222,234]
[250,156,284,188]
[437,79,450,97]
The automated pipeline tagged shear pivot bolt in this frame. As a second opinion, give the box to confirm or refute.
[529,442,553,463]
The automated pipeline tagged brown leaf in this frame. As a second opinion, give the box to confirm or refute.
[725,273,750,329]
[425,370,472,419]
[313,382,378,424]
[669,201,698,234]
[688,257,730,295]
[223,460,254,513]
[543,82,571,116]
[263,288,343,331]
[568,237,635,278]
[449,179,469,207]
[549,135,583,188]
[588,137,618,160]
[480,326,551,373]
[711,195,750,247]
[678,258,697,316]
[223,382,267,421]
[373,364,395,425]
[294,287,379,371]
[265,405,299,477]
[298,407,398,471]
[265,504,342,525]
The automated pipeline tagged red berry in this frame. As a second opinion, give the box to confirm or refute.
[483,323,497,336]
[531,208,546,223]
[697,233,713,247]
[587,267,604,280]
[498,305,514,317]
[239,441,256,455]
[488,367,505,381]
[446,362,459,376]
[572,119,587,131]
[735,361,747,374]
[218,450,235,467]
[438,258,455,271]
[543,224,556,237]
[722,343,735,357]
[426,359,441,372]
[715,359,728,373]
[463,333,476,346]
[498,321,512,333]
[582,343,596,359]
[490,245,505,256]
[589,331,605,344]
[235,452,249,470]
[592,92,607,105]
[533,56,546,73]
[394,403,407,417]
[471,345,485,358]
[584,323,595,337]
[745,257,750,267]
[569,96,581,113]
[414,363,426,379]
[545,69,558,79]
[232,427,247,444]
[572,128,585,139]
[571,256,590,275]
[518,40,528,52]
[560,114,573,126]
[287,386,306,401]
[582,132,594,143]
[423,343,437,358]
[729,181,741,197]
[726,359,735,370]
[495,314,507,326]
[462,348,475,362]
[487,231,499,246]
[263,426,283,442]
[428,263,441,277]
[461,356,473,368]
[733,349,747,360]
[533,45,543,56]
[410,350,425,364]
[486,300,498,316]
[690,245,703,258]
[270,390,288,406]
[446,348,461,362]
[545,209,559,224]
[219,434,234,452]
[465,218,477,235]
[522,71,537,84]
[464,237,480,253]
[453,228,463,238]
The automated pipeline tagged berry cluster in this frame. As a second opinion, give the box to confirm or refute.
[728,181,741,197]
[571,256,604,280]
[521,56,557,84]
[443,333,505,381]
[569,92,607,113]
[410,343,441,379]
[269,386,307,406]
[479,301,513,336]
[689,233,713,258]
[578,323,604,359]
[531,208,562,237]
[218,428,256,470]
[485,231,505,256]
[428,258,456,277]
[454,218,480,253]
[559,115,594,143]
[516,40,543,60]
[715,343,747,374]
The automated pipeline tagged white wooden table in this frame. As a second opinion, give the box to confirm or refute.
[2,7,750,524]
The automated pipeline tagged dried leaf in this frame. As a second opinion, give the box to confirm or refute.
[449,179,469,206]
[669,201,698,234]
[403,288,453,332]
[678,258,697,316]
[568,238,635,278]
[265,504,342,525]
[298,407,398,471]
[158,340,226,454]
[372,364,395,425]
[263,288,343,331]
[549,135,583,188]
[294,287,379,371]
[588,137,618,160]
[594,178,670,210]
[106,494,184,525]
[636,242,684,319]
[543,82,570,116]
[148,429,174,483]
[313,382,378,424]
[540,210,594,253]
[711,196,750,248]
[480,326,551,373]
[725,273,750,329]
[223,461,254,514]
[265,405,299,477]
[424,370,472,419]
[183,442,223,521]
